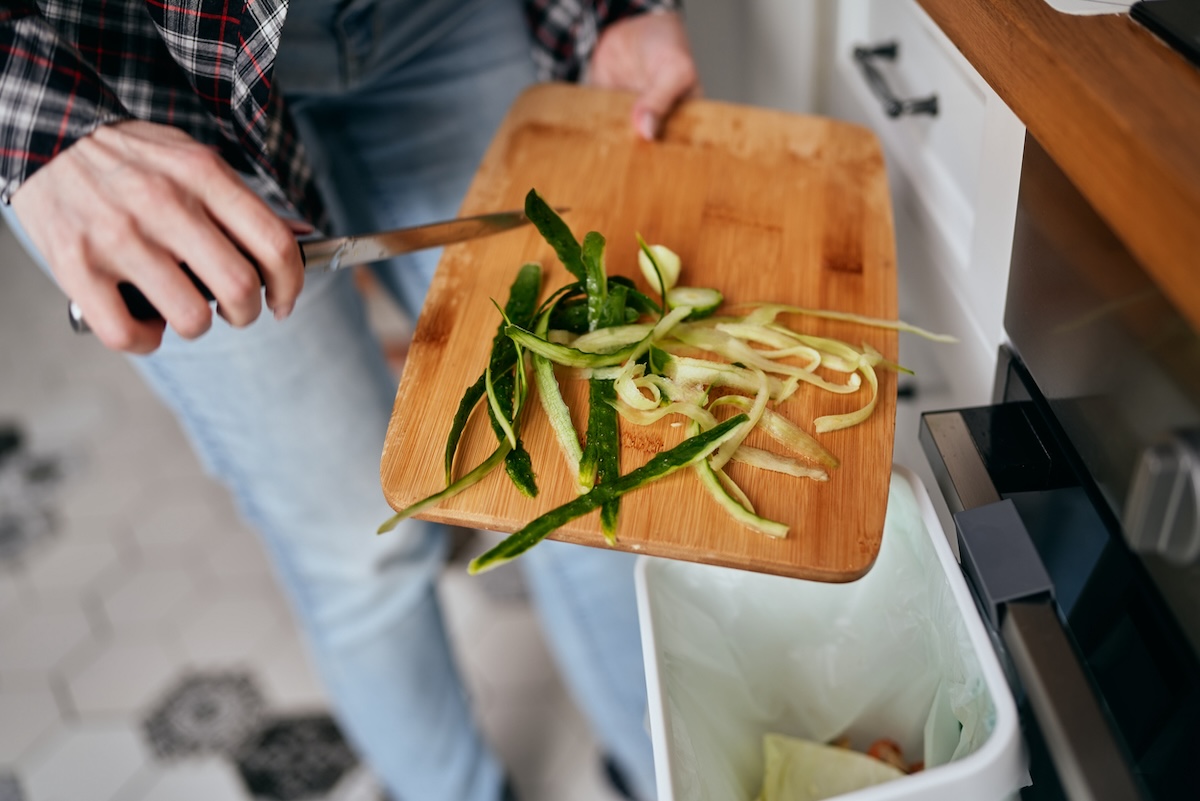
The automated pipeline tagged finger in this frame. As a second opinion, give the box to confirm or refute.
[286,218,316,235]
[158,147,304,319]
[148,196,266,328]
[69,274,168,354]
[631,59,697,141]
[107,225,215,340]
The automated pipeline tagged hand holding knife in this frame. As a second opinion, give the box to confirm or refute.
[68,207,555,333]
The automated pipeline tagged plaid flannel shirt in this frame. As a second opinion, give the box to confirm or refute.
[0,0,678,218]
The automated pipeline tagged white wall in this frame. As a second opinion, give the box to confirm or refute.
[683,0,823,113]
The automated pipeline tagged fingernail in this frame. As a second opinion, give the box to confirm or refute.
[288,219,315,235]
[274,302,294,321]
[638,111,658,141]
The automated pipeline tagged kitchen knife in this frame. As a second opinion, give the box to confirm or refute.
[68,207,556,334]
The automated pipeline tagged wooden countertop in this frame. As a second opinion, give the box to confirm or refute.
[918,0,1200,333]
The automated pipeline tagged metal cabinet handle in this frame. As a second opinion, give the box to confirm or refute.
[853,42,939,118]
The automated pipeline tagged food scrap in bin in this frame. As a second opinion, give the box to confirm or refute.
[756,733,924,801]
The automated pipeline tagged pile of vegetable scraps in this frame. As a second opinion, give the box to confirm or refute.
[378,189,953,574]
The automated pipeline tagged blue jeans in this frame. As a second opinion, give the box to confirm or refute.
[3,1,656,799]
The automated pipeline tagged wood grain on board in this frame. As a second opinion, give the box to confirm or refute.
[380,84,899,582]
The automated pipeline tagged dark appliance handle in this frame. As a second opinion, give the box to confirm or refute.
[852,42,939,118]
[921,409,1145,801]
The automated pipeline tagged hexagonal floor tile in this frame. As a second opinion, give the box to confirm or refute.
[178,591,287,665]
[21,392,123,456]
[0,686,60,763]
[0,570,36,624]
[54,458,145,523]
[53,509,134,552]
[234,714,358,801]
[67,638,183,716]
[451,594,558,701]
[324,764,386,801]
[101,566,198,634]
[250,631,327,712]
[23,539,122,602]
[204,529,275,585]
[130,485,232,557]
[0,437,61,568]
[0,605,93,674]
[21,724,149,801]
[130,759,249,801]
[142,671,265,758]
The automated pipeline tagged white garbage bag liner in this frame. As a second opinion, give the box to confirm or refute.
[636,468,1027,801]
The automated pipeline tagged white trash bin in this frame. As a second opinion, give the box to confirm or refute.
[635,467,1027,801]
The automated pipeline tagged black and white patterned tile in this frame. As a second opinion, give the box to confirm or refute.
[235,714,358,801]
[0,422,63,567]
[143,672,267,759]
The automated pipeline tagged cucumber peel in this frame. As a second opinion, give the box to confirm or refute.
[666,286,723,320]
[637,236,680,300]
[443,262,541,486]
[381,190,954,570]
[380,443,510,533]
[468,414,749,574]
[525,189,585,281]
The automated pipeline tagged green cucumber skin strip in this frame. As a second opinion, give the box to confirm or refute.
[532,303,585,481]
[694,454,788,538]
[598,283,629,330]
[606,275,661,318]
[586,379,621,542]
[468,414,750,574]
[484,265,541,493]
[551,284,644,333]
[525,189,586,281]
[506,325,638,368]
[503,445,538,498]
[636,233,669,311]
[582,232,608,331]
[534,352,583,478]
[443,263,541,484]
[577,230,624,535]
[485,346,538,497]
[486,360,519,444]
[380,444,511,534]
[444,374,489,484]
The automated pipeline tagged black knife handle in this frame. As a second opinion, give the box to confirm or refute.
[68,266,213,334]
[126,266,214,321]
[68,245,304,334]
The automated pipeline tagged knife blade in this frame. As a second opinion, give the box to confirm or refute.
[68,207,554,334]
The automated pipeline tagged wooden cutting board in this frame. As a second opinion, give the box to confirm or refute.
[381,84,898,582]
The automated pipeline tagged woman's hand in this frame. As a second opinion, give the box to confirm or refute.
[10,120,305,354]
[588,11,700,141]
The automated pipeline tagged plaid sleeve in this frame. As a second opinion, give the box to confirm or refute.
[0,0,130,203]
[524,0,681,82]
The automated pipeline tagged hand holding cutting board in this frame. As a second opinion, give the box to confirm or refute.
[589,10,701,140]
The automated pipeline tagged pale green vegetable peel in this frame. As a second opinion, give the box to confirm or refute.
[755,734,905,801]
